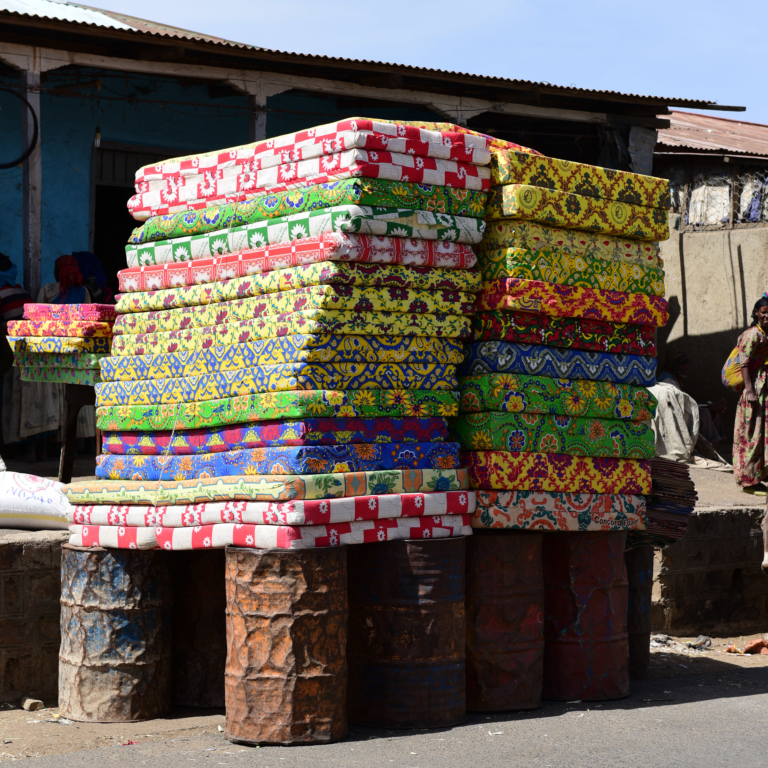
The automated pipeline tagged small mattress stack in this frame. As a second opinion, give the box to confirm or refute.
[8,304,116,385]
[65,117,503,551]
[454,150,672,532]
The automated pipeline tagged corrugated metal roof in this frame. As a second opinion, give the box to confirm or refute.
[657,111,768,157]
[0,1,744,111]
[3,0,132,29]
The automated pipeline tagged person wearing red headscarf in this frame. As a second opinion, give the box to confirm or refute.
[37,255,90,304]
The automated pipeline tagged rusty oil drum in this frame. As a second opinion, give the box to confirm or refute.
[171,550,227,708]
[59,544,172,722]
[224,546,348,745]
[542,532,629,701]
[347,537,466,729]
[466,530,544,711]
[625,544,654,681]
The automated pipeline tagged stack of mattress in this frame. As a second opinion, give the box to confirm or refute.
[8,304,116,385]
[455,150,672,532]
[65,118,497,550]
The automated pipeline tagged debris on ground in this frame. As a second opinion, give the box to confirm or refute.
[21,698,44,712]
[726,644,743,654]
[744,639,768,654]
[686,635,712,650]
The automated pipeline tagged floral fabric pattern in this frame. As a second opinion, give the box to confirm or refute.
[63,467,469,505]
[102,417,450,455]
[473,311,657,356]
[464,451,652,494]
[9,336,112,354]
[95,441,461,480]
[459,373,656,420]
[96,389,460,432]
[130,178,487,244]
[489,152,670,209]
[23,304,118,322]
[116,261,482,314]
[458,341,657,386]
[114,285,477,336]
[19,367,101,386]
[485,185,669,242]
[478,246,665,295]
[473,490,646,531]
[126,206,485,267]
[14,351,106,369]
[117,234,478,293]
[100,334,465,382]
[8,320,113,338]
[95,363,458,407]
[111,310,472,356]
[478,278,668,327]
[480,220,662,266]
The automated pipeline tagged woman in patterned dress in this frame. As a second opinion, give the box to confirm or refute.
[734,296,768,495]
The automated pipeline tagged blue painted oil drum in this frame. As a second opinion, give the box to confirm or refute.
[625,544,654,681]
[466,530,544,711]
[542,532,629,701]
[347,537,466,729]
[59,544,172,722]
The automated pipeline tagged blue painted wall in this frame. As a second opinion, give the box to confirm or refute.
[0,68,443,288]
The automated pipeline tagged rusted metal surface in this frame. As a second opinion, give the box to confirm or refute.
[625,545,654,681]
[224,546,348,746]
[658,111,768,157]
[171,550,226,708]
[466,531,544,712]
[59,544,172,722]
[542,532,629,702]
[348,537,466,729]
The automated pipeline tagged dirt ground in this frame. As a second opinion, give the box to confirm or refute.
[0,632,766,762]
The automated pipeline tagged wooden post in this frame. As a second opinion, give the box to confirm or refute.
[248,94,267,142]
[21,69,42,299]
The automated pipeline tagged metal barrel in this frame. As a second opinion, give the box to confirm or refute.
[542,532,629,702]
[465,530,544,712]
[224,546,348,746]
[59,544,172,722]
[347,537,466,729]
[171,550,227,708]
[625,544,654,681]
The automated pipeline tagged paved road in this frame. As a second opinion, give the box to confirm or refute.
[20,666,768,768]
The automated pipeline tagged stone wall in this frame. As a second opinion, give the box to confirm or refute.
[0,530,68,704]
[652,505,768,636]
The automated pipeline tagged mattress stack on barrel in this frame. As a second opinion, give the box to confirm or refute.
[453,150,672,705]
[8,303,116,385]
[63,117,492,552]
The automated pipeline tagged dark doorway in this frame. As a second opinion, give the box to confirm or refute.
[92,184,136,297]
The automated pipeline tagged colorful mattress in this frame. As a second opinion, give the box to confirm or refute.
[459,373,656,420]
[111,310,473,356]
[96,389,460,432]
[473,490,646,531]
[489,151,670,209]
[71,489,474,526]
[126,206,485,268]
[8,320,113,338]
[454,412,654,459]
[14,351,105,369]
[478,278,668,327]
[113,285,477,335]
[9,336,112,355]
[102,417,450,455]
[95,363,458,407]
[485,185,669,242]
[23,304,118,322]
[464,451,651,494]
[134,119,491,185]
[69,513,473,550]
[95,441,461,480]
[117,234,478,293]
[19,367,100,386]
[63,467,468,505]
[116,261,482,314]
[458,341,657,387]
[478,246,665,295]
[100,335,465,382]
[473,312,657,356]
[128,151,491,220]
[480,220,662,266]
[130,178,487,244]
